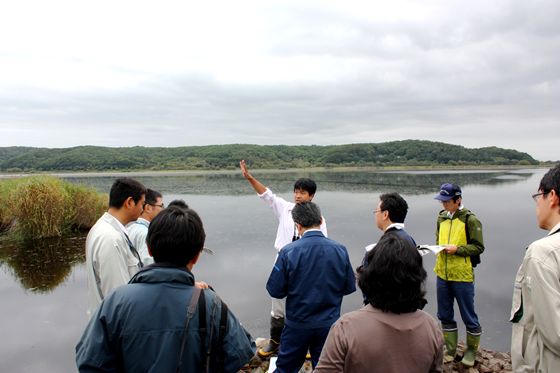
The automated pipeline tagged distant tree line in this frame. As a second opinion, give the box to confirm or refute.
[0,140,539,172]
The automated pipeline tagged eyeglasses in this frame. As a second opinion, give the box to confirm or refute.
[531,191,549,202]
[145,202,165,208]
[373,209,385,214]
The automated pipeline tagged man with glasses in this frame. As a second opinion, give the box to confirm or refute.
[511,165,560,372]
[358,193,416,303]
[128,188,164,265]
[433,183,484,367]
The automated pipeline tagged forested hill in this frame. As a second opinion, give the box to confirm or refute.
[0,140,538,172]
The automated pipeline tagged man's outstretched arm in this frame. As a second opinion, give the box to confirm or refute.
[240,160,266,194]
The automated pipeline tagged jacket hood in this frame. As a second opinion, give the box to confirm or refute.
[128,263,195,286]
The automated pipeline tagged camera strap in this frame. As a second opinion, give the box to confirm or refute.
[176,287,202,373]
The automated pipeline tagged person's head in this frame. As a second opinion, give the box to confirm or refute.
[168,199,189,210]
[146,206,206,268]
[141,189,164,222]
[434,183,462,213]
[358,233,427,313]
[534,165,560,230]
[292,201,322,232]
[375,193,409,231]
[108,178,146,223]
[293,178,317,203]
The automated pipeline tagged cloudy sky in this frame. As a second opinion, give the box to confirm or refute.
[0,0,558,161]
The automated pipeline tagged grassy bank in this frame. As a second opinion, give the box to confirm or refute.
[0,176,107,239]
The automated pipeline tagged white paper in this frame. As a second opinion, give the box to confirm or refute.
[417,245,447,256]
[267,357,277,373]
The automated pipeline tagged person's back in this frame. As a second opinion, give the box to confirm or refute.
[77,206,255,372]
[266,202,355,371]
[271,231,355,327]
[318,306,441,373]
[315,233,443,373]
[79,266,253,372]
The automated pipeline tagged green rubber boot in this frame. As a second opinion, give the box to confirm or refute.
[461,331,481,367]
[443,329,458,363]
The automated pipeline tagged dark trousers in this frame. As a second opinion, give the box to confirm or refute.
[274,324,330,373]
[436,277,481,334]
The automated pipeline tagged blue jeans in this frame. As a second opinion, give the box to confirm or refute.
[436,277,481,334]
[274,324,330,373]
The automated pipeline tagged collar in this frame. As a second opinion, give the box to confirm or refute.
[385,223,404,231]
[103,212,130,237]
[133,217,150,228]
[129,263,195,285]
[447,205,464,219]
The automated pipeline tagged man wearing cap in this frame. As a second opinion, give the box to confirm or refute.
[433,183,484,367]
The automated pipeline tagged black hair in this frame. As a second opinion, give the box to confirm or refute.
[539,164,560,197]
[168,199,189,209]
[379,192,408,223]
[358,233,427,314]
[146,206,205,267]
[145,189,163,205]
[293,178,317,196]
[108,178,146,208]
[292,201,322,228]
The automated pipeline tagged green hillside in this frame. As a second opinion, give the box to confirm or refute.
[0,140,538,172]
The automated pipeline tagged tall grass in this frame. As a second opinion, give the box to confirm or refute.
[0,176,107,239]
[64,183,108,231]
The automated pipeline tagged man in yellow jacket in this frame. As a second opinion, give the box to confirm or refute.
[434,183,484,367]
[511,165,560,373]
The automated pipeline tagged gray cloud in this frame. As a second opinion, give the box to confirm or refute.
[0,1,558,160]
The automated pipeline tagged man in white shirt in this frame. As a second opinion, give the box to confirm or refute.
[127,188,164,265]
[86,177,146,316]
[240,160,328,358]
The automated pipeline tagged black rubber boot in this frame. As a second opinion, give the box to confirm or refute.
[257,317,284,358]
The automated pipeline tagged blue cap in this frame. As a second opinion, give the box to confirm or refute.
[435,183,462,201]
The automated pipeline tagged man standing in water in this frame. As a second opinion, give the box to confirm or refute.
[511,165,560,372]
[240,160,327,358]
[85,177,146,315]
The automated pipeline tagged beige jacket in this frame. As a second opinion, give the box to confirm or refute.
[511,222,560,372]
[86,213,140,316]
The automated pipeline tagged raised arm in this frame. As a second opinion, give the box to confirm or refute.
[240,160,267,195]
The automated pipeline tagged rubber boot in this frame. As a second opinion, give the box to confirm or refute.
[257,316,284,358]
[443,329,458,363]
[461,331,480,367]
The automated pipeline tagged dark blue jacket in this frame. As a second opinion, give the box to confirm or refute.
[266,230,356,329]
[76,265,255,373]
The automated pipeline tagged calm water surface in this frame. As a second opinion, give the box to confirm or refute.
[0,168,547,372]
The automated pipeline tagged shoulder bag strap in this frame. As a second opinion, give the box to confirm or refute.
[176,287,202,373]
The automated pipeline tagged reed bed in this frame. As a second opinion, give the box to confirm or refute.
[0,176,107,239]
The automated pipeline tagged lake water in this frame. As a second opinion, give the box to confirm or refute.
[0,168,548,372]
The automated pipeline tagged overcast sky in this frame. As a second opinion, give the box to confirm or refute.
[0,0,558,161]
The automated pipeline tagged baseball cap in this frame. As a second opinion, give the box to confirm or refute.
[434,183,462,201]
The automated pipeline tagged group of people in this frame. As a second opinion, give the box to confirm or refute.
[74,163,560,373]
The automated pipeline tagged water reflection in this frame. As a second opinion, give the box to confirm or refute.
[64,169,533,195]
[0,235,85,293]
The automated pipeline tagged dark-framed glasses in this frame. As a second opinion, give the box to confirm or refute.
[531,191,549,202]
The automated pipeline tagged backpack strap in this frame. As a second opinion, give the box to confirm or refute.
[198,289,208,372]
[216,300,229,370]
[176,287,202,373]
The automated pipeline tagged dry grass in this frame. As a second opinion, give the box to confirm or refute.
[0,176,106,239]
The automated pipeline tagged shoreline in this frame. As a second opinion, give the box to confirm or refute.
[0,164,549,179]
